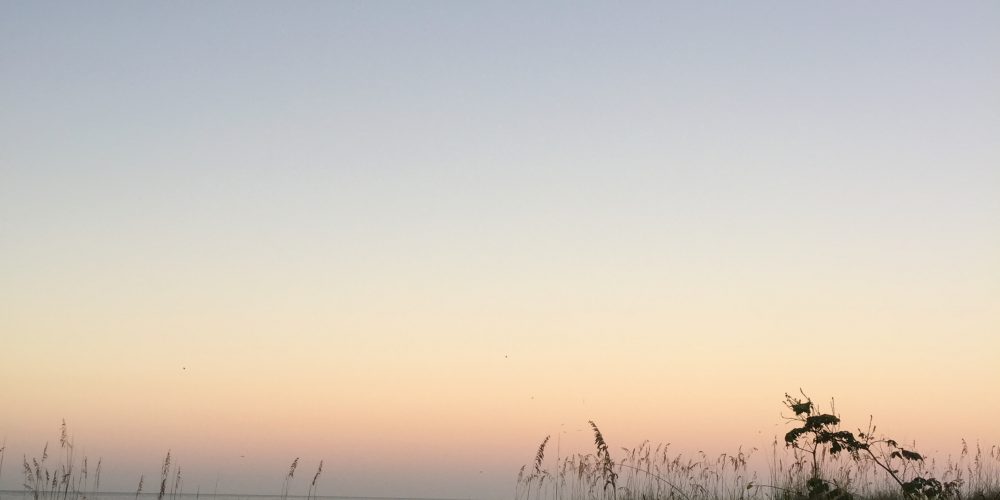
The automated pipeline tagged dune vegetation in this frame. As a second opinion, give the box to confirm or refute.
[1,425,322,500]
[515,393,1000,500]
[3,393,998,500]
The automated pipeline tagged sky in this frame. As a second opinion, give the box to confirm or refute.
[1,2,998,499]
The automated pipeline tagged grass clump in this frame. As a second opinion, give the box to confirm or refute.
[516,392,1000,500]
[8,422,327,500]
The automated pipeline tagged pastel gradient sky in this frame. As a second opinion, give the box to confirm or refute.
[1,2,998,499]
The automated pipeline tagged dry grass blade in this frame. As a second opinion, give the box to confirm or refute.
[135,474,144,500]
[535,436,551,475]
[157,451,171,500]
[590,420,618,497]
[281,457,300,500]
[308,460,324,500]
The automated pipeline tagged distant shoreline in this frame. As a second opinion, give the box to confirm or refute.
[0,492,471,500]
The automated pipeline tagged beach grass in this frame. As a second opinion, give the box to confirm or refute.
[3,395,998,500]
[516,431,1000,500]
[515,394,1000,500]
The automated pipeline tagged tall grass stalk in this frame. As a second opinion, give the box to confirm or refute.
[135,474,144,500]
[92,458,102,500]
[308,460,324,500]
[280,457,299,500]
[170,466,182,500]
[1,437,6,487]
[157,451,171,500]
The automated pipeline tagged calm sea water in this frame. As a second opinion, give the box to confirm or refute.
[0,493,467,500]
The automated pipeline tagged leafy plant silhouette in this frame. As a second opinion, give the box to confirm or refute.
[783,391,960,500]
